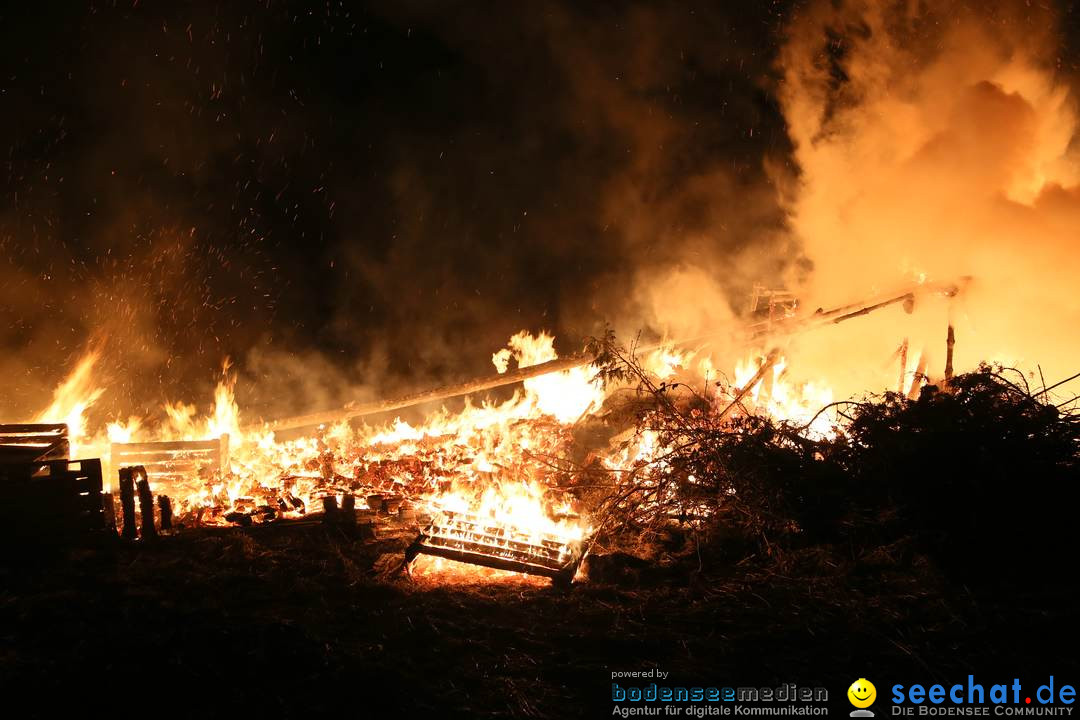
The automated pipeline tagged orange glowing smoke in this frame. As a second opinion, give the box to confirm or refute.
[776,0,1080,399]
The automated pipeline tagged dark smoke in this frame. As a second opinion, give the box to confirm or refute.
[0,0,828,423]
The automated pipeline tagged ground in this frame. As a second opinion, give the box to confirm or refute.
[3,520,1076,719]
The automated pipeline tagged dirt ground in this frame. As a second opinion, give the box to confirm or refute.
[2,521,1076,719]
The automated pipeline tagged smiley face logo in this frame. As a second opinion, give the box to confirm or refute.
[848,678,877,709]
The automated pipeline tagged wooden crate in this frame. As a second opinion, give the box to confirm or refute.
[111,434,229,486]
[0,423,69,464]
[0,458,106,537]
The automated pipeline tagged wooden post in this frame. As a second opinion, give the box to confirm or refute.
[251,280,969,433]
[908,351,928,400]
[118,468,138,540]
[136,473,157,539]
[945,324,955,383]
[158,495,173,531]
[717,348,781,422]
[322,495,339,525]
[340,494,356,526]
[898,338,909,394]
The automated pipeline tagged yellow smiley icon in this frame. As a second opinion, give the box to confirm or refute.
[848,679,877,708]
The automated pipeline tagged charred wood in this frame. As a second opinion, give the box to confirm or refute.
[118,467,139,540]
[158,495,173,530]
[136,475,157,540]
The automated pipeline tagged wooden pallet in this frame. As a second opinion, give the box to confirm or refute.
[110,435,229,486]
[0,423,70,464]
[0,458,106,537]
[405,509,585,584]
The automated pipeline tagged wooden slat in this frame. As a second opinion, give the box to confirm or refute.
[0,423,68,435]
[112,447,218,458]
[0,435,66,445]
[0,424,69,464]
[125,463,207,475]
[112,452,217,465]
[112,439,221,453]
[412,541,573,579]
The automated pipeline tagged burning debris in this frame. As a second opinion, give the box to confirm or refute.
[5,280,991,582]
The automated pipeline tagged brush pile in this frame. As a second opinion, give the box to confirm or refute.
[585,335,1080,586]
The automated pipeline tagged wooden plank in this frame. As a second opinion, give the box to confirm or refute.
[112,452,217,465]
[0,435,67,445]
[114,465,211,477]
[410,540,575,579]
[111,439,221,453]
[0,423,68,435]
[112,447,219,458]
[255,279,969,433]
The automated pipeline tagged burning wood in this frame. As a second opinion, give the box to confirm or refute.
[118,466,139,540]
[111,435,230,488]
[0,423,70,464]
[5,283,973,575]
[258,281,964,434]
[136,474,157,540]
[406,507,587,584]
[117,465,158,540]
[158,495,173,530]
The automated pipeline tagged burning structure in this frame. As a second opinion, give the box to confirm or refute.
[6,278,973,583]
[4,0,1080,715]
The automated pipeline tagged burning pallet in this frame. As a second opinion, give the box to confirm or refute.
[405,507,586,585]
[0,423,70,464]
[111,434,230,486]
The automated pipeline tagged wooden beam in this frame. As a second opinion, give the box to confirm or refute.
[257,353,588,433]
[717,348,781,423]
[945,325,956,383]
[252,280,969,433]
[898,338,909,394]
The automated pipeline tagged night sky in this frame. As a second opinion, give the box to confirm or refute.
[2,1,1076,421]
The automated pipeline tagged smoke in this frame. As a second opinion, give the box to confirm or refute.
[1,1,799,426]
[775,0,1080,397]
[16,0,1080,428]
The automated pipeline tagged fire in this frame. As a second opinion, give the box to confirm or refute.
[26,328,848,580]
[106,417,141,444]
[208,359,241,441]
[493,330,605,422]
[733,353,835,438]
[34,350,104,456]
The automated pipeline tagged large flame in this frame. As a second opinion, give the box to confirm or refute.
[34,350,104,456]
[27,330,841,581]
